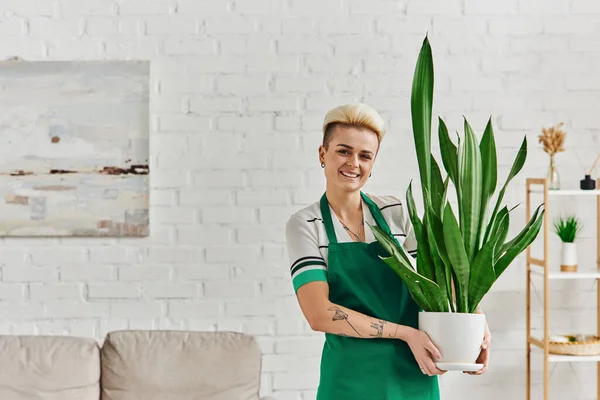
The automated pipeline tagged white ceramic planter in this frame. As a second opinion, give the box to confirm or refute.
[560,242,578,272]
[418,311,486,365]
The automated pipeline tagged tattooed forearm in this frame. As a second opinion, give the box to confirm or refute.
[388,324,399,338]
[370,319,386,338]
[328,306,362,336]
[320,304,410,340]
[329,306,348,321]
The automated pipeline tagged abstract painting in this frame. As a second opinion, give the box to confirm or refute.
[0,61,149,236]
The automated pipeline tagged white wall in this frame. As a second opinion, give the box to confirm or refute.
[1,0,599,399]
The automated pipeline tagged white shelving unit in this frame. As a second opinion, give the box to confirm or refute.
[530,265,600,280]
[529,189,600,196]
[526,178,600,400]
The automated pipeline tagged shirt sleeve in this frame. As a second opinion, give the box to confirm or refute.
[285,214,327,293]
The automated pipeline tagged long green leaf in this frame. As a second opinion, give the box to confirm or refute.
[406,181,423,241]
[430,155,445,219]
[489,203,519,252]
[424,193,449,312]
[438,176,454,311]
[468,220,507,312]
[366,222,415,271]
[494,208,545,278]
[478,118,497,249]
[483,137,528,244]
[491,207,508,238]
[458,118,482,263]
[499,203,544,258]
[425,228,449,312]
[370,226,434,311]
[426,199,454,312]
[369,223,444,312]
[438,117,458,188]
[411,36,434,209]
[493,207,510,261]
[450,271,461,313]
[417,211,436,282]
[381,253,442,312]
[440,176,450,219]
[442,203,470,313]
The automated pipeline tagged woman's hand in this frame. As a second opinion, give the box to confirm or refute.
[465,320,491,375]
[405,328,447,376]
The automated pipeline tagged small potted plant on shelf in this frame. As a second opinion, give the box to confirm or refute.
[552,215,583,272]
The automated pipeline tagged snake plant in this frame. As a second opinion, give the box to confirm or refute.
[368,35,545,314]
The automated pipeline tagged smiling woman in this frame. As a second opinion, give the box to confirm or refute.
[285,103,443,399]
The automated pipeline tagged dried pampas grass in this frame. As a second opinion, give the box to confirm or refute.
[538,122,566,155]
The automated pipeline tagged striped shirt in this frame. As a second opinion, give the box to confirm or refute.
[285,194,417,292]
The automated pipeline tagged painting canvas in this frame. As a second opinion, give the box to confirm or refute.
[0,61,149,237]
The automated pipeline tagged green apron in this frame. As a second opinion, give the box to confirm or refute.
[316,192,440,400]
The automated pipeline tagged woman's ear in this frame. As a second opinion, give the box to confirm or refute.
[318,145,325,163]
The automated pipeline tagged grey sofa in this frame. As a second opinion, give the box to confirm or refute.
[0,330,276,400]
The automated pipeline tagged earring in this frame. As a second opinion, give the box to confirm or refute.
[321,162,325,168]
[369,172,372,177]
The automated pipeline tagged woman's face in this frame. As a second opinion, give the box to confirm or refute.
[319,125,379,193]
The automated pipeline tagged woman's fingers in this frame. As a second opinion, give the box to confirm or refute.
[416,354,433,376]
[466,365,487,375]
[423,357,445,376]
[482,332,491,349]
[417,360,429,376]
[425,339,442,360]
[423,337,445,375]
[413,332,445,376]
[465,347,490,375]
[483,325,492,349]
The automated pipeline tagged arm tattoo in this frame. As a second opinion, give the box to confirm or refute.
[370,319,386,338]
[388,324,399,338]
[328,306,362,337]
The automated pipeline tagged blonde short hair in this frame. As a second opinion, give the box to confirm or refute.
[322,103,385,147]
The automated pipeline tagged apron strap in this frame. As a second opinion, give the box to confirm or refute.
[320,193,339,244]
[320,191,404,247]
[361,192,404,249]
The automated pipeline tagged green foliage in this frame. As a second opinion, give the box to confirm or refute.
[552,215,582,243]
[368,35,545,314]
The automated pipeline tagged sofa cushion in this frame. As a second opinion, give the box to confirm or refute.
[0,335,100,400]
[101,330,262,400]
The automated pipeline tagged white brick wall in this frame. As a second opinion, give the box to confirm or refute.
[0,0,598,398]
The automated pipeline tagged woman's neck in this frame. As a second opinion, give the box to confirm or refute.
[325,187,362,221]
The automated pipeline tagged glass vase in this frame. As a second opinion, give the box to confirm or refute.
[547,154,560,190]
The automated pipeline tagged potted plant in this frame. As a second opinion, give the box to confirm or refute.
[552,215,582,272]
[367,36,545,369]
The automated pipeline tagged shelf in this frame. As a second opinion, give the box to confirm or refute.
[530,265,600,280]
[526,177,600,398]
[530,336,600,362]
[528,188,600,196]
